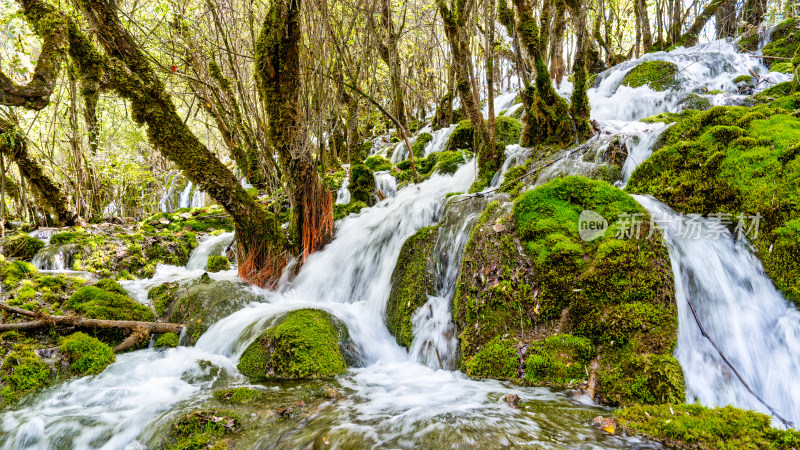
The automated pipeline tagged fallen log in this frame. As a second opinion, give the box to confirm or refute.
[0,303,183,353]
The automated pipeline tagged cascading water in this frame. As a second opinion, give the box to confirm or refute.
[335,173,351,205]
[185,232,235,271]
[635,196,800,427]
[31,244,82,272]
[390,124,456,162]
[374,171,397,199]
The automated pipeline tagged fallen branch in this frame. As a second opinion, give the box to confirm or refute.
[0,303,183,353]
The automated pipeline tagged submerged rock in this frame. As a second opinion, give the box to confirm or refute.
[621,61,679,91]
[237,308,354,381]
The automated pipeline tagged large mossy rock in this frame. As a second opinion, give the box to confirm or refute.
[762,18,800,70]
[446,116,522,153]
[1,233,44,261]
[621,61,679,91]
[157,277,259,345]
[454,177,683,405]
[349,164,376,206]
[66,281,156,322]
[385,226,438,348]
[627,105,800,306]
[237,309,353,381]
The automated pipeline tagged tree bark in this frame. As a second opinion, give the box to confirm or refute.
[374,0,408,131]
[636,0,654,51]
[680,0,736,46]
[715,0,737,39]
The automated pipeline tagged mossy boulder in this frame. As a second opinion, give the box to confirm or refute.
[1,233,44,261]
[434,151,470,175]
[148,281,179,317]
[142,205,234,233]
[207,255,230,273]
[163,279,258,345]
[762,18,800,70]
[446,120,474,152]
[453,177,681,405]
[349,164,376,206]
[627,105,800,306]
[446,117,521,153]
[66,283,155,322]
[385,226,438,348]
[333,201,368,221]
[0,342,52,405]
[163,408,242,450]
[59,332,115,375]
[154,332,179,349]
[615,404,800,449]
[237,309,352,381]
[679,93,711,111]
[411,132,433,158]
[621,61,680,91]
[0,258,37,290]
[364,155,393,172]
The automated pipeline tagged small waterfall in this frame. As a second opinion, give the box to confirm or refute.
[490,144,531,188]
[616,121,671,185]
[185,232,235,271]
[374,171,397,199]
[409,195,487,369]
[335,175,350,205]
[482,92,519,118]
[390,124,457,163]
[636,195,800,427]
[31,244,82,271]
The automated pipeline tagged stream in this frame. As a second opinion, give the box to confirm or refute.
[2,36,797,448]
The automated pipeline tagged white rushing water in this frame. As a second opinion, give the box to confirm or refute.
[335,174,350,205]
[636,196,800,428]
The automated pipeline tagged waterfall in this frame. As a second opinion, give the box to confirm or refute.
[31,244,82,272]
[335,174,351,205]
[636,196,800,427]
[374,171,397,199]
[185,232,235,271]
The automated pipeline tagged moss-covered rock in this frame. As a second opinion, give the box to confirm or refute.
[154,332,179,349]
[446,120,474,152]
[149,281,179,317]
[462,336,519,379]
[762,17,800,70]
[385,226,438,348]
[207,255,230,273]
[59,332,115,375]
[621,61,680,91]
[364,155,393,172]
[679,93,711,111]
[0,342,52,405]
[434,151,470,175]
[349,164,376,206]
[615,404,800,449]
[163,408,242,450]
[333,201,368,221]
[495,116,522,147]
[453,177,681,406]
[0,258,37,290]
[65,284,156,322]
[142,205,234,234]
[237,309,351,381]
[213,387,266,405]
[411,132,433,158]
[627,105,800,306]
[770,61,794,74]
[1,233,44,261]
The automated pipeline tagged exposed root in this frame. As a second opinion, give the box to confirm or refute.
[238,238,288,289]
[300,183,334,260]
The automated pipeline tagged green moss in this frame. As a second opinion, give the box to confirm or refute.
[446,120,474,152]
[770,62,794,74]
[207,255,230,273]
[0,343,51,404]
[495,116,523,147]
[523,334,595,385]
[762,18,800,69]
[66,286,156,322]
[59,332,115,375]
[364,155,393,172]
[680,93,711,111]
[149,281,178,317]
[615,404,800,449]
[165,408,241,450]
[154,332,179,349]
[621,61,680,91]
[411,132,433,158]
[94,278,127,295]
[627,106,800,306]
[435,151,471,174]
[499,163,531,197]
[733,75,754,85]
[0,259,38,290]
[142,205,234,233]
[322,169,346,193]
[2,233,44,261]
[237,309,350,381]
[213,387,265,405]
[349,164,376,206]
[49,231,81,245]
[386,226,438,348]
[333,201,368,221]
[463,336,519,379]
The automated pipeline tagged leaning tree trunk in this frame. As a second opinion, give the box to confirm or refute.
[715,0,737,39]
[0,120,76,226]
[680,0,737,46]
[255,0,334,263]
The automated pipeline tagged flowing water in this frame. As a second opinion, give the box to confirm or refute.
[4,37,798,448]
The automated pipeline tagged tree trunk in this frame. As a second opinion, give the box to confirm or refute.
[715,0,737,39]
[376,0,408,131]
[743,0,766,28]
[0,120,76,226]
[569,0,593,141]
[636,0,654,51]
[255,0,333,263]
[681,0,736,46]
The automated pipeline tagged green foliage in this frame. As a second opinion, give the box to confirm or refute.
[2,233,44,261]
[386,226,438,348]
[364,155,393,172]
[349,164,376,206]
[66,285,156,322]
[165,408,241,450]
[0,258,37,290]
[0,343,51,404]
[59,332,115,375]
[627,106,800,305]
[333,201,368,221]
[621,61,680,91]
[154,332,179,349]
[411,132,433,158]
[463,336,519,379]
[207,255,230,273]
[616,404,800,449]
[237,309,350,381]
[322,169,346,193]
[148,281,178,317]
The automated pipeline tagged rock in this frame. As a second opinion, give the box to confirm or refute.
[505,393,520,408]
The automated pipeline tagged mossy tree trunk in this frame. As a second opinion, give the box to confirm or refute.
[255,0,333,261]
[568,0,593,141]
[680,0,737,47]
[743,0,766,29]
[0,120,77,226]
[438,0,498,179]
[374,0,408,131]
